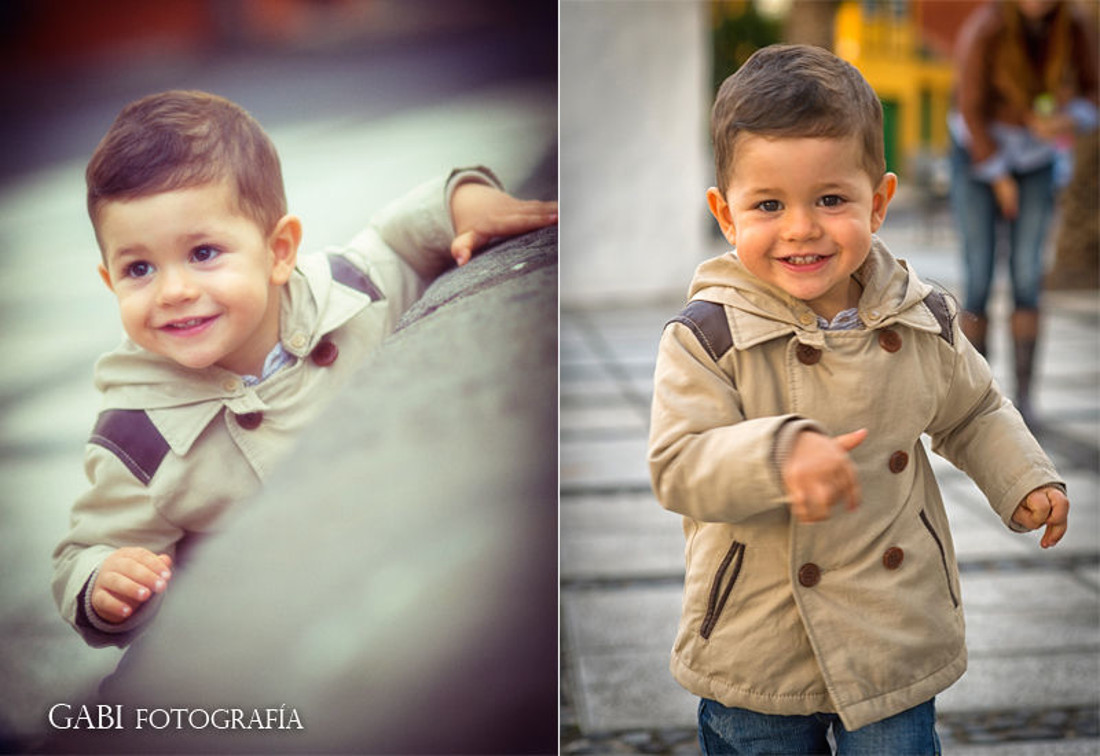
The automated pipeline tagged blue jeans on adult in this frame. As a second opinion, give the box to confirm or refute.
[698,697,941,755]
[948,138,1056,314]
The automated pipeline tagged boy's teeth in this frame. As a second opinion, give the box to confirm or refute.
[786,255,821,265]
[172,318,202,328]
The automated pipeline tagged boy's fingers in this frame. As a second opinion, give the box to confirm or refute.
[115,547,173,580]
[133,552,172,583]
[91,589,138,624]
[97,571,157,603]
[834,428,868,452]
[1041,489,1070,549]
[842,464,862,511]
[114,557,170,592]
[450,232,479,266]
[1041,520,1067,549]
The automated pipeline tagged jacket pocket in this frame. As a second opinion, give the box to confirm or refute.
[700,540,746,639]
[919,510,959,608]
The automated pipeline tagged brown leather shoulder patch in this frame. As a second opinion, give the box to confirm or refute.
[89,409,170,485]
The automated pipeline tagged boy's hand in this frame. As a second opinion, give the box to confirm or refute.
[91,547,173,624]
[1011,486,1070,548]
[449,182,558,266]
[782,429,867,523]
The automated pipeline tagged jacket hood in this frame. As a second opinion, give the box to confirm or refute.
[689,236,943,350]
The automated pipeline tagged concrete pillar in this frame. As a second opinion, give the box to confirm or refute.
[561,0,712,306]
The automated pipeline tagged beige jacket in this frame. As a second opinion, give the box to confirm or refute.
[54,169,497,646]
[648,238,1062,730]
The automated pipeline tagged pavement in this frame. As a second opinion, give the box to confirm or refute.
[561,198,1100,755]
[0,34,555,755]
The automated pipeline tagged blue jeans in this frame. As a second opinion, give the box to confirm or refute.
[948,139,1055,313]
[698,698,941,755]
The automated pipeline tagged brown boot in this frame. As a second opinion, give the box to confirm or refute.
[1011,309,1040,428]
[961,311,988,357]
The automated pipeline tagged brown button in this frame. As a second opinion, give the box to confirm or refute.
[889,451,909,473]
[883,546,905,570]
[236,411,263,430]
[311,340,339,367]
[796,344,821,365]
[798,563,821,588]
[878,329,902,353]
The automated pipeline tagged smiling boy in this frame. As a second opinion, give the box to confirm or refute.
[648,45,1068,753]
[53,90,556,645]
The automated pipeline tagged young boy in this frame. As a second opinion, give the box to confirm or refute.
[648,45,1069,753]
[53,90,557,648]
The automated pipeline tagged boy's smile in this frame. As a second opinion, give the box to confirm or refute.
[97,180,299,376]
[707,134,896,321]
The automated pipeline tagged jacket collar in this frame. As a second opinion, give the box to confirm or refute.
[689,237,943,350]
[94,254,372,456]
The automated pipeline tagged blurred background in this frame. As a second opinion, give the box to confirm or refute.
[0,1,556,752]
[561,0,1097,304]
[561,1,1098,754]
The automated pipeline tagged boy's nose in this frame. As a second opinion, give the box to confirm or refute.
[780,206,820,241]
[156,266,199,305]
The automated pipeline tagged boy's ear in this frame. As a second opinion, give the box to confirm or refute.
[268,214,302,286]
[98,263,115,293]
[870,172,898,233]
[706,187,737,246]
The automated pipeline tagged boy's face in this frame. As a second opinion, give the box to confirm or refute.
[96,180,299,376]
[706,134,896,320]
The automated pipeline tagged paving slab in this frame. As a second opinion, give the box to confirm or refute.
[964,605,1099,655]
[561,437,652,492]
[561,403,649,437]
[561,492,684,581]
[563,587,695,732]
[945,741,1100,756]
[939,653,1100,713]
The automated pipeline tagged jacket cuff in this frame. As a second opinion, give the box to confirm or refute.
[772,417,827,486]
[445,166,505,234]
[77,567,157,643]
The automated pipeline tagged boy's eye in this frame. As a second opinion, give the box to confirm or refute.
[819,195,845,207]
[191,245,220,263]
[124,261,153,279]
[756,200,782,212]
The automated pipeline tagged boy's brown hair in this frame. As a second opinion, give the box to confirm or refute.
[86,90,286,247]
[711,44,886,193]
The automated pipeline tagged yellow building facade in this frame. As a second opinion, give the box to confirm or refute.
[833,0,956,176]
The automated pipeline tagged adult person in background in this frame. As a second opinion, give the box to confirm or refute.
[950,0,1097,427]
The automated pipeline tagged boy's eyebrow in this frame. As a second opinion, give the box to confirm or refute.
[106,245,147,262]
[740,186,782,198]
[107,231,219,261]
[812,179,861,192]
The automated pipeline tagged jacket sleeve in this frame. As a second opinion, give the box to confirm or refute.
[52,446,184,648]
[338,167,504,327]
[926,314,1064,531]
[647,319,818,523]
